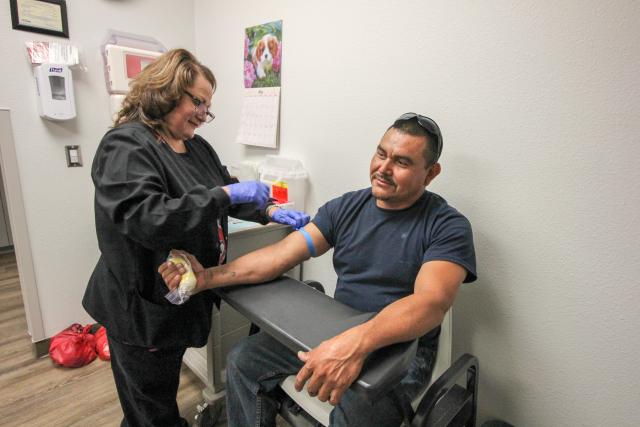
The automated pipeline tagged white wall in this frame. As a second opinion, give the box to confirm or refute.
[0,0,195,339]
[194,0,640,425]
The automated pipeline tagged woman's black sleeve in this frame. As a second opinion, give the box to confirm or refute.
[92,130,231,249]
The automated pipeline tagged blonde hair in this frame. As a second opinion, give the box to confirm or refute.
[114,48,216,134]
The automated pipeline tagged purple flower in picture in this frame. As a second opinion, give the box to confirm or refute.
[273,42,281,73]
[244,60,256,88]
[244,35,250,59]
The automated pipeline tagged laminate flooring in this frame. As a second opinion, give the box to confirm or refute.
[0,251,226,426]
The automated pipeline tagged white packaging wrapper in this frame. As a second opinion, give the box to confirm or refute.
[25,41,80,65]
[165,251,197,305]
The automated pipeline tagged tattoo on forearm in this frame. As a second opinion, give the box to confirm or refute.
[204,266,239,288]
[218,266,236,278]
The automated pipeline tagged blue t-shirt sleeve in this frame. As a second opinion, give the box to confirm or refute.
[423,209,477,283]
[311,197,340,247]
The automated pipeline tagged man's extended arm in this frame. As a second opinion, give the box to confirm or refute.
[295,260,466,405]
[159,223,330,291]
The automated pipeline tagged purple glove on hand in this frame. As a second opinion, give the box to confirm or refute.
[225,181,270,208]
[270,208,311,230]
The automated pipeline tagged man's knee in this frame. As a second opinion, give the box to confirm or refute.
[330,390,402,427]
[227,332,277,374]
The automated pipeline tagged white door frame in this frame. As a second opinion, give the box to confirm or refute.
[0,108,44,342]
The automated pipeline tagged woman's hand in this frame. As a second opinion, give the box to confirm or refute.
[269,207,310,230]
[158,250,205,292]
[223,181,270,208]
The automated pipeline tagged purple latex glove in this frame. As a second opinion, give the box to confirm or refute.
[225,181,269,208]
[271,208,310,230]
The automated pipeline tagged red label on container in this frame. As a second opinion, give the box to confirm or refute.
[125,54,157,79]
[272,182,289,204]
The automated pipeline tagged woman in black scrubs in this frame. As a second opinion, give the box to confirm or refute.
[82,48,308,426]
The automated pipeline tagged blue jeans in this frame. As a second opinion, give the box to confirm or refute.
[225,332,435,427]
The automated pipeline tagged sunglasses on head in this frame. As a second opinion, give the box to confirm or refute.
[395,112,443,162]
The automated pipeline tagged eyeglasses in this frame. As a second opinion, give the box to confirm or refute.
[184,90,215,123]
[395,112,443,162]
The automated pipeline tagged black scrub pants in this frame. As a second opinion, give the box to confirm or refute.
[108,336,189,427]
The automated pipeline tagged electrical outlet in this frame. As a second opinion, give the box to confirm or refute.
[65,145,82,167]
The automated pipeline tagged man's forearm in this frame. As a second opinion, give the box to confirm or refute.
[355,293,449,356]
[199,241,302,290]
[291,292,450,402]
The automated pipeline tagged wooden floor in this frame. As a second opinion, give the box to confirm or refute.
[0,251,225,426]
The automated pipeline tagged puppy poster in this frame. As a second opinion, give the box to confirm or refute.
[244,20,282,88]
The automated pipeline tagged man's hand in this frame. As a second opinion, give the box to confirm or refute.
[158,250,206,293]
[294,326,369,405]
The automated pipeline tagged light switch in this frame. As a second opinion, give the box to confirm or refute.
[65,145,82,167]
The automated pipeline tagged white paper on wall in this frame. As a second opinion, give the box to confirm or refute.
[235,87,280,148]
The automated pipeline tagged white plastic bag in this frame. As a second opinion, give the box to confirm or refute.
[164,250,197,305]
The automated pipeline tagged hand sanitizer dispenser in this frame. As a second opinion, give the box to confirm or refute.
[34,64,76,121]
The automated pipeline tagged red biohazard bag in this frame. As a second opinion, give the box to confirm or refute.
[49,323,97,368]
[94,326,110,361]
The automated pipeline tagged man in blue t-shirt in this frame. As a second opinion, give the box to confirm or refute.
[160,112,477,427]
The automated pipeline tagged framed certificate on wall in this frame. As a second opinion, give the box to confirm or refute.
[10,0,69,38]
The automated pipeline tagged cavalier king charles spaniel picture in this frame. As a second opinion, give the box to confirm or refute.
[252,34,279,78]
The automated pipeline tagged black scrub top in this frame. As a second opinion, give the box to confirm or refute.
[83,121,268,348]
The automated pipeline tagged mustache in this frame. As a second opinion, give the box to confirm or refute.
[372,173,395,186]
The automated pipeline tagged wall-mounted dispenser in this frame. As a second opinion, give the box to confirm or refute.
[33,64,76,121]
[25,41,80,121]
